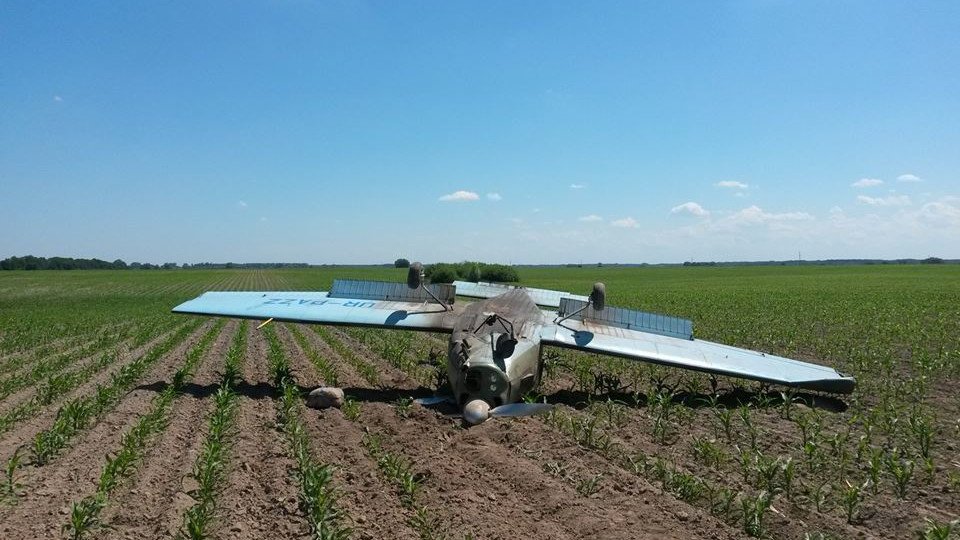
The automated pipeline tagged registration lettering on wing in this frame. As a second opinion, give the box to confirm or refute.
[262,298,377,308]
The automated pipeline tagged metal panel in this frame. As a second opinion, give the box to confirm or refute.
[540,321,855,394]
[171,291,457,332]
[557,298,693,340]
[328,279,455,305]
[453,281,589,308]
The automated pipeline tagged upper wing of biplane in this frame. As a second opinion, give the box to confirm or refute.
[171,280,459,333]
[540,298,855,394]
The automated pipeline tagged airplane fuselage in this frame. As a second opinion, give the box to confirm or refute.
[445,289,549,423]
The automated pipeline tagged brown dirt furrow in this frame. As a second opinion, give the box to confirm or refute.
[289,323,368,389]
[0,335,140,418]
[373,403,744,540]
[0,336,91,382]
[0,320,215,540]
[361,403,580,540]
[0,324,185,457]
[99,320,235,539]
[0,333,90,369]
[303,408,420,540]
[283,333,419,539]
[214,323,307,540]
[330,328,420,389]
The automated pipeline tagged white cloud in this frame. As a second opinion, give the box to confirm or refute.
[438,190,479,202]
[578,214,603,222]
[487,192,502,201]
[726,206,814,226]
[259,216,268,222]
[851,178,883,188]
[237,201,248,208]
[670,202,709,216]
[856,195,911,207]
[716,180,748,189]
[53,95,63,102]
[897,174,922,183]
[569,184,586,189]
[611,217,638,228]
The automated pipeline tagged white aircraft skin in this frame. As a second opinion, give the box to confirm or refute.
[172,266,855,425]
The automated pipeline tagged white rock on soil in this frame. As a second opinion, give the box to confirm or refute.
[306,387,344,409]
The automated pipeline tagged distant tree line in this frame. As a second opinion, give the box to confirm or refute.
[1,256,132,271]
[0,256,316,271]
[681,257,952,267]
[424,261,519,284]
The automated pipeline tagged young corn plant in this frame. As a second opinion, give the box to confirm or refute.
[341,397,362,421]
[886,453,914,499]
[31,319,204,465]
[740,490,773,538]
[839,480,866,524]
[1,448,25,503]
[576,473,604,497]
[919,518,959,540]
[267,326,352,540]
[394,396,414,418]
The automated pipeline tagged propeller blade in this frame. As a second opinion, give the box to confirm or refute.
[489,403,554,418]
[414,396,453,406]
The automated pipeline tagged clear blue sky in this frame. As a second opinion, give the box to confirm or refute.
[2,1,958,264]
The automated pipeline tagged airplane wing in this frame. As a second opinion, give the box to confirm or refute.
[540,311,854,394]
[453,280,588,308]
[172,289,458,333]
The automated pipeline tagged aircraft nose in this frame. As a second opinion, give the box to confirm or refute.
[462,399,490,425]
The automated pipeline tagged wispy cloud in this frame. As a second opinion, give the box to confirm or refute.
[569,184,586,189]
[726,206,813,225]
[851,178,884,188]
[486,192,502,201]
[53,95,63,103]
[897,173,922,183]
[578,214,603,222]
[611,217,638,228]
[237,201,248,209]
[716,180,748,189]
[438,190,479,202]
[856,195,911,207]
[670,202,710,216]
[259,216,268,222]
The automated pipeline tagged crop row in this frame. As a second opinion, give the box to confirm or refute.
[178,320,248,539]
[311,326,380,387]
[27,319,205,466]
[0,321,185,435]
[263,325,352,540]
[62,318,225,539]
[287,324,340,387]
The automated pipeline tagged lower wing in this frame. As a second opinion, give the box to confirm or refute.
[453,280,588,308]
[540,320,854,394]
[172,291,457,333]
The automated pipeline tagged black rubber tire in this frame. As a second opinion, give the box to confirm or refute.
[407,262,423,289]
[590,282,606,311]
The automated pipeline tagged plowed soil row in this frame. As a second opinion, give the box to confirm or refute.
[282,324,741,540]
[0,320,215,539]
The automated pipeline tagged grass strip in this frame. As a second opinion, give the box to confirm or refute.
[62,318,225,540]
[264,325,352,540]
[177,321,247,539]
